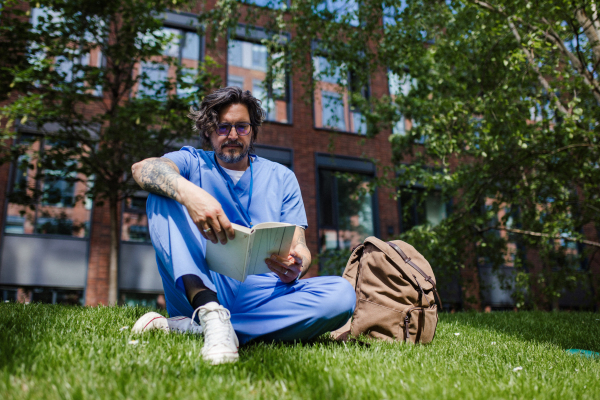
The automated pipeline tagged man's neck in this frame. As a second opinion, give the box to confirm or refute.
[216,155,249,172]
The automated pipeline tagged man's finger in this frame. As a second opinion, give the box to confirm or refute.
[200,221,218,243]
[211,221,228,245]
[288,254,302,265]
[218,214,235,240]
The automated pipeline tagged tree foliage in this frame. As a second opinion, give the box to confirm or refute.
[0,0,220,304]
[200,0,600,308]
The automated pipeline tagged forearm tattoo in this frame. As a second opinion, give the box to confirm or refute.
[138,158,181,201]
[296,229,312,277]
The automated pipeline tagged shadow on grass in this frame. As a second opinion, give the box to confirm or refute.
[443,311,600,352]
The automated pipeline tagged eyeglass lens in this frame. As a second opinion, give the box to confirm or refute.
[217,123,251,136]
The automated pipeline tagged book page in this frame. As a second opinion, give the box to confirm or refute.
[245,224,296,277]
[204,224,252,281]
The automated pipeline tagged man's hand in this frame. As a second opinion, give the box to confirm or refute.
[265,250,303,283]
[132,157,235,244]
[180,185,235,244]
[265,227,311,283]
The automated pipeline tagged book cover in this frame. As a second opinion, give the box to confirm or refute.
[204,222,296,282]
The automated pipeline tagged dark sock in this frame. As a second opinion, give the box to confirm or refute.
[191,289,219,309]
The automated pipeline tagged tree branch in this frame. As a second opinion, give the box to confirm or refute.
[473,225,600,248]
[471,0,600,104]
[539,142,597,156]
[574,8,600,63]
[506,18,571,115]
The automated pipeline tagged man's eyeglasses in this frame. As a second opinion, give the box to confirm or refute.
[216,123,252,136]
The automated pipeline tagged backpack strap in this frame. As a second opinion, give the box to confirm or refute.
[387,241,444,310]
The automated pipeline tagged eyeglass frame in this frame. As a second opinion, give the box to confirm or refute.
[215,122,253,136]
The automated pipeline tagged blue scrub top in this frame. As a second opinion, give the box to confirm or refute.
[164,146,308,230]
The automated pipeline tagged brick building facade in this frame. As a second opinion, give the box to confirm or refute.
[1,1,597,311]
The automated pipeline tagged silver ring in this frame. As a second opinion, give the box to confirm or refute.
[284,269,289,276]
[203,228,212,233]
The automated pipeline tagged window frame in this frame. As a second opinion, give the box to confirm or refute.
[315,153,380,252]
[311,41,371,135]
[136,10,205,100]
[226,24,293,125]
[395,164,451,233]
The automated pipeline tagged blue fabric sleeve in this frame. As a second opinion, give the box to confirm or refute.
[163,146,197,180]
[280,170,308,229]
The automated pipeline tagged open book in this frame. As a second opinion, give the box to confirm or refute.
[204,222,296,282]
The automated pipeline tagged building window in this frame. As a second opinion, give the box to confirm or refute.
[136,14,203,99]
[313,54,368,134]
[388,70,418,135]
[30,7,103,96]
[317,0,360,27]
[399,189,449,232]
[227,27,291,124]
[5,134,92,238]
[242,0,290,9]
[316,154,377,252]
[122,192,151,242]
[1,287,84,305]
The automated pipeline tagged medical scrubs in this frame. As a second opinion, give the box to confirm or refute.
[146,147,355,344]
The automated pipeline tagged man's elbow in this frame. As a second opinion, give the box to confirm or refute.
[131,159,147,184]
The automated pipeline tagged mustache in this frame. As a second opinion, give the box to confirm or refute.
[221,140,244,149]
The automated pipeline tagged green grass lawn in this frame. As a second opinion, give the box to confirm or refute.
[1,303,599,400]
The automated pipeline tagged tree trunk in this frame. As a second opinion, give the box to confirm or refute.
[108,196,120,305]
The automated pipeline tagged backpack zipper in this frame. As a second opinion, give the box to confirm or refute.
[403,306,425,341]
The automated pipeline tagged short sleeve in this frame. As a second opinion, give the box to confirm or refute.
[163,146,197,180]
[280,170,308,229]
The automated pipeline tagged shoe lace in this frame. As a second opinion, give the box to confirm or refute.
[191,306,232,348]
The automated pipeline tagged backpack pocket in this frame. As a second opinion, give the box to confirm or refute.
[401,306,438,344]
[351,299,404,342]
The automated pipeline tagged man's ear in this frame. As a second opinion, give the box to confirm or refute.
[202,132,212,150]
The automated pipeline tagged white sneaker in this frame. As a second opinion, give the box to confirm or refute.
[191,302,239,365]
[131,312,203,335]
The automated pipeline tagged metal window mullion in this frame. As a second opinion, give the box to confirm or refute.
[332,174,340,250]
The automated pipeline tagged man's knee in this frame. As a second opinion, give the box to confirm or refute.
[317,276,356,320]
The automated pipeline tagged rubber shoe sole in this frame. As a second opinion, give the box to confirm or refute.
[202,348,239,365]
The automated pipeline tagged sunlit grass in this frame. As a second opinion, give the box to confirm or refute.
[1,303,599,399]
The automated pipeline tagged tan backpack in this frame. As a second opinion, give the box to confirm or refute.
[332,237,443,344]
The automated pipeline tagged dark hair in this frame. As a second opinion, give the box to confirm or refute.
[189,86,265,148]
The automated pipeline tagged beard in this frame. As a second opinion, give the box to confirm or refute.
[212,138,251,164]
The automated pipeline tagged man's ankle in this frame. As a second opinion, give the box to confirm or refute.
[191,289,219,309]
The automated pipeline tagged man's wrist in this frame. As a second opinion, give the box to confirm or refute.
[177,178,195,206]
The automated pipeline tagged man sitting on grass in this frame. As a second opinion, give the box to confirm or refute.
[130,87,355,365]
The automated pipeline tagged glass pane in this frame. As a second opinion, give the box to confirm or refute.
[228,74,244,88]
[244,0,287,9]
[122,196,151,242]
[318,0,360,26]
[177,67,197,98]
[322,91,346,130]
[318,170,374,251]
[351,111,366,134]
[228,39,289,123]
[162,27,181,58]
[400,190,446,231]
[138,62,169,98]
[251,44,268,72]
[425,193,447,226]
[337,174,373,249]
[181,31,200,62]
[315,56,342,84]
[318,169,335,228]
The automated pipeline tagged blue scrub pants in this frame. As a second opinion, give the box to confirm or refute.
[147,194,356,345]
